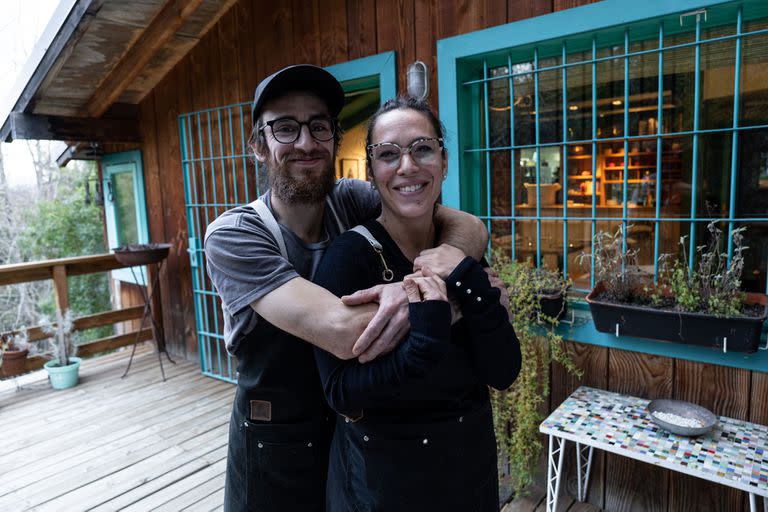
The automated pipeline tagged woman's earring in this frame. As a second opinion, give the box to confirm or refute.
[442,172,447,181]
[371,182,378,191]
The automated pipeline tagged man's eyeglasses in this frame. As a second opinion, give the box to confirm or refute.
[259,117,336,144]
[367,137,444,169]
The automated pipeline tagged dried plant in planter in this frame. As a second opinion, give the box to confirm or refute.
[650,223,750,316]
[577,224,650,304]
[490,251,582,493]
[40,309,77,366]
[583,222,766,352]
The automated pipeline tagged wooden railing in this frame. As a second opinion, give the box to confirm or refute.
[0,253,157,375]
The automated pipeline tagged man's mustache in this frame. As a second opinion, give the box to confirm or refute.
[285,150,330,160]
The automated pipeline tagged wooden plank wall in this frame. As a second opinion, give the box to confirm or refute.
[137,0,582,357]
[131,1,764,510]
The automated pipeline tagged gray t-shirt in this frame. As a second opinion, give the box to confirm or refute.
[204,179,380,354]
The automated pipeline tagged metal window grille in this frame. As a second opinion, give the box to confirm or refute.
[179,102,261,383]
[459,4,768,295]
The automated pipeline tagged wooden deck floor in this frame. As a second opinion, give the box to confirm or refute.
[0,344,234,512]
[0,345,600,512]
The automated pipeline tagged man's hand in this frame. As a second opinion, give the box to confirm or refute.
[341,282,409,363]
[484,268,510,311]
[413,244,466,278]
[403,266,448,302]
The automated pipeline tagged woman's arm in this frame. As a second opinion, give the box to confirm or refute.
[313,234,453,415]
[315,300,452,415]
[445,257,522,390]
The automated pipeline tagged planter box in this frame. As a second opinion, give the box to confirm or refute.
[586,281,768,353]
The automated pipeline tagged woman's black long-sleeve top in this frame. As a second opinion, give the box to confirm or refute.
[313,219,521,420]
[313,220,521,511]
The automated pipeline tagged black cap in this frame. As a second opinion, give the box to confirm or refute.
[251,65,345,128]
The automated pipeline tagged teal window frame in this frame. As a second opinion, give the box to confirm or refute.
[325,50,397,105]
[103,150,150,285]
[437,0,768,371]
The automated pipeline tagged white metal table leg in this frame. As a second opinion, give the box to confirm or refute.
[750,493,757,512]
[546,435,566,512]
[575,442,594,502]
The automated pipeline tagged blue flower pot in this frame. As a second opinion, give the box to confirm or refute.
[44,357,81,389]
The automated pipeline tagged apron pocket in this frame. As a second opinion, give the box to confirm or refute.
[243,419,329,512]
[345,429,465,511]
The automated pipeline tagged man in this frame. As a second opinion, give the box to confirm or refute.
[204,65,488,512]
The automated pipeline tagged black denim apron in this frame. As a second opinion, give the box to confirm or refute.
[326,400,499,512]
[224,321,333,512]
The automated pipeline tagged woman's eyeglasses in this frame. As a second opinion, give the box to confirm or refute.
[367,137,444,169]
[259,116,336,144]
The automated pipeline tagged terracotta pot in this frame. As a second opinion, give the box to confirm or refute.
[1,348,29,377]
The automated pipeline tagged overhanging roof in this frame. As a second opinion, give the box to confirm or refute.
[0,0,237,143]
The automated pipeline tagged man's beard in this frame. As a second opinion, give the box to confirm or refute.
[266,150,336,204]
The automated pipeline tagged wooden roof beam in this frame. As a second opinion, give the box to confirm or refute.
[9,113,140,143]
[86,0,205,118]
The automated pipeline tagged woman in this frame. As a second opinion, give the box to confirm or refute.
[313,97,521,511]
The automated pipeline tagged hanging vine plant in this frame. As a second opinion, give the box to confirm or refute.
[490,251,582,494]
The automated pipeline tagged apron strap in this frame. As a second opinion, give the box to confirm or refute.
[249,198,289,259]
[350,225,394,282]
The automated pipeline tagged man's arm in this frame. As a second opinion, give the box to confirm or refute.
[251,277,408,361]
[433,204,488,261]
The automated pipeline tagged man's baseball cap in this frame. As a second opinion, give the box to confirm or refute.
[251,65,345,128]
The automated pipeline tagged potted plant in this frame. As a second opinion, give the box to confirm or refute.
[490,252,582,495]
[1,329,30,378]
[41,309,81,389]
[582,223,767,352]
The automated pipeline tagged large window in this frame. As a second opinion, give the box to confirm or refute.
[439,0,768,295]
[438,0,768,368]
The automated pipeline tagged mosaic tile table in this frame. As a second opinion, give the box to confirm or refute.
[539,386,768,512]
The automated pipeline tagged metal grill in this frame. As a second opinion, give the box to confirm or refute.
[457,3,768,295]
[179,102,261,383]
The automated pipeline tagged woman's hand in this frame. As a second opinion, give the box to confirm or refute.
[403,266,448,302]
[413,244,466,278]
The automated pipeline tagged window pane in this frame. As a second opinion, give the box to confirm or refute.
[628,44,661,137]
[516,148,537,217]
[739,222,768,293]
[489,66,511,148]
[596,56,625,138]
[566,220,592,289]
[564,143,594,216]
[663,45,695,134]
[700,39,736,130]
[660,135,692,218]
[490,150,512,217]
[696,131,732,217]
[112,172,138,246]
[513,62,535,147]
[538,56,563,144]
[736,128,768,217]
[740,33,768,127]
[566,63,593,141]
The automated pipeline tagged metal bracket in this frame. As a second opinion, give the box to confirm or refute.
[559,309,577,325]
[680,8,707,26]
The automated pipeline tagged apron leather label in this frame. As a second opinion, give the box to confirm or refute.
[250,400,272,421]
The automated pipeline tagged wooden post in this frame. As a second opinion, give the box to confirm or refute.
[52,264,69,312]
